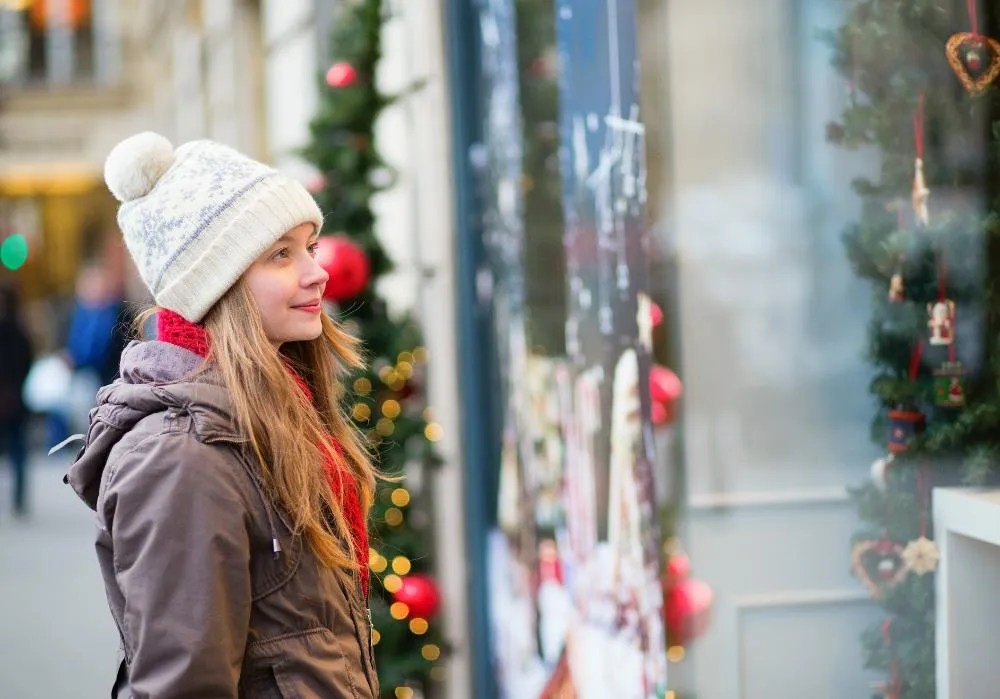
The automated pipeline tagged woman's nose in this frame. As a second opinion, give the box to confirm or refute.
[302,255,330,289]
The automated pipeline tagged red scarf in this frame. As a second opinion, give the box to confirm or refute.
[157,310,369,597]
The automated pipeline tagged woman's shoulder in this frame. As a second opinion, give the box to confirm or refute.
[102,425,255,519]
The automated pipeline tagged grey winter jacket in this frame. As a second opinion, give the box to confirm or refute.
[66,340,379,698]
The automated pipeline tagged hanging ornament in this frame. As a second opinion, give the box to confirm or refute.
[902,467,939,576]
[851,538,908,599]
[870,454,894,492]
[649,364,682,427]
[663,577,713,647]
[393,574,441,619]
[887,408,924,453]
[902,536,939,576]
[664,551,691,588]
[326,62,358,88]
[946,2,1000,94]
[911,93,930,228]
[946,34,1000,95]
[306,174,327,195]
[911,158,930,227]
[888,271,904,303]
[316,236,371,302]
[888,215,905,304]
[933,360,966,408]
[888,343,926,453]
[927,299,956,345]
[649,365,682,405]
[650,301,664,328]
[930,250,962,407]
[650,401,670,427]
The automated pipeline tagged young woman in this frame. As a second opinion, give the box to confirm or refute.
[66,132,380,698]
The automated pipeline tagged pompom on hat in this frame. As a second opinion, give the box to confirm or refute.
[105,132,324,323]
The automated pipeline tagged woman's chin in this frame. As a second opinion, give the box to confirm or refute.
[270,318,324,346]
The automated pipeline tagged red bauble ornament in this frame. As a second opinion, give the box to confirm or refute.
[306,174,327,194]
[393,574,441,619]
[665,552,691,587]
[650,301,664,328]
[315,237,370,301]
[649,365,682,405]
[651,401,669,426]
[326,62,358,88]
[664,578,713,646]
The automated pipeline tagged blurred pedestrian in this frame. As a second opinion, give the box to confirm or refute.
[45,263,133,445]
[0,282,34,518]
[66,262,132,386]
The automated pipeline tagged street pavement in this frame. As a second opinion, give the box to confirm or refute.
[0,453,118,699]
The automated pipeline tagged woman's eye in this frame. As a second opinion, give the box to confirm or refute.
[272,248,290,260]
[307,242,320,257]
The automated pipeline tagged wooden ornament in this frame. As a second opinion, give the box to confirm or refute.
[946,33,1000,95]
[888,271,904,303]
[851,539,908,599]
[911,158,930,227]
[901,536,940,576]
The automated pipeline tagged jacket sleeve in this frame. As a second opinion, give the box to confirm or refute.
[103,431,253,699]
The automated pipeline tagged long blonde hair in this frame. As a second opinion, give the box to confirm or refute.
[159,281,376,582]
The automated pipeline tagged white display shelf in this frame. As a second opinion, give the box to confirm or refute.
[934,487,1000,699]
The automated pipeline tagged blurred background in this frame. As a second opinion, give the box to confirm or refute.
[2,0,999,698]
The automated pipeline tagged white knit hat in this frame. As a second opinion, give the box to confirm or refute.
[104,132,324,322]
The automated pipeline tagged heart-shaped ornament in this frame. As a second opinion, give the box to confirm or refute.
[852,539,908,599]
[946,33,1000,95]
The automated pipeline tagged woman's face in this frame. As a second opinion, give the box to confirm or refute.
[244,223,328,347]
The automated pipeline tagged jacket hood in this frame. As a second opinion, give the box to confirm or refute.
[66,340,240,510]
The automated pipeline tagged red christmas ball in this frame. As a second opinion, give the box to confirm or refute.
[393,574,441,619]
[326,62,358,88]
[306,174,327,194]
[650,301,664,328]
[651,401,669,426]
[315,237,370,301]
[664,552,691,587]
[664,578,713,646]
[649,365,682,405]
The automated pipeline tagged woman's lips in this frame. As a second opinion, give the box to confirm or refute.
[293,302,322,314]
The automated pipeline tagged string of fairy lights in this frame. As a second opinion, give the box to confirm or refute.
[351,346,445,691]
